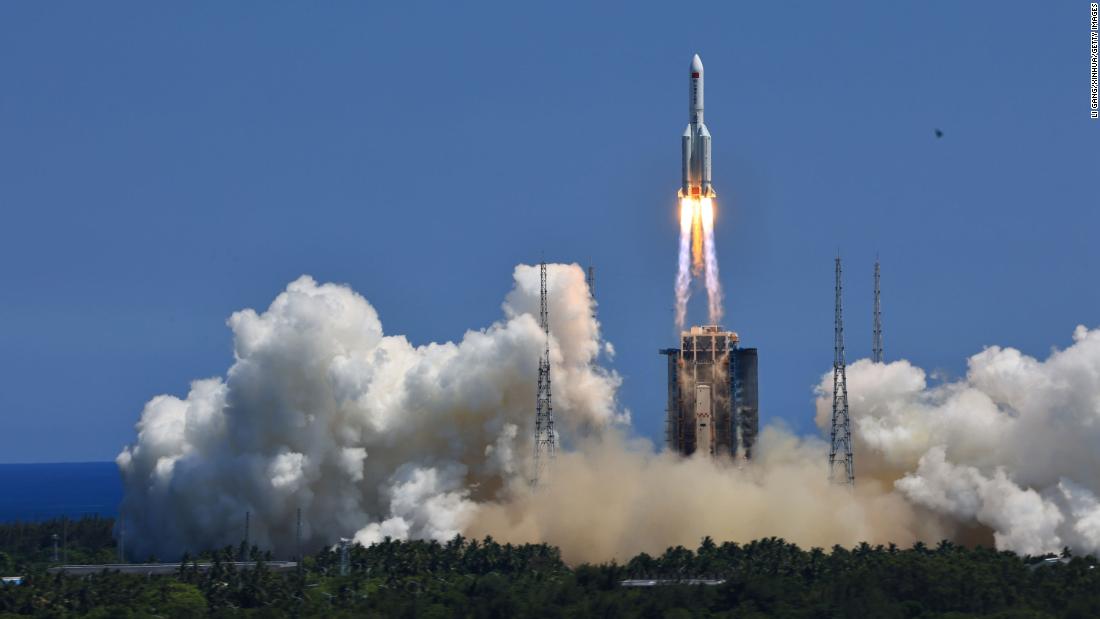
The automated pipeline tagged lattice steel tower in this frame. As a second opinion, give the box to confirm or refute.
[533,261,556,485]
[872,259,883,363]
[586,265,596,319]
[829,256,855,486]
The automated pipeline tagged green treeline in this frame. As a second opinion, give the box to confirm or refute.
[2,517,1099,617]
[0,517,116,571]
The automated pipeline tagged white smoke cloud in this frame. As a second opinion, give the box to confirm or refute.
[815,324,1100,557]
[895,447,1064,556]
[353,462,475,547]
[117,265,620,560]
[118,264,1100,562]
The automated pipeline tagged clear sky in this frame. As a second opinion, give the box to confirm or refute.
[0,2,1096,462]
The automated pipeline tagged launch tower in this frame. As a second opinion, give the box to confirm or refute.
[829,257,855,486]
[660,326,758,459]
[532,261,556,485]
[872,259,883,363]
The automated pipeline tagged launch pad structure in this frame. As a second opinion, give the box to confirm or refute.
[661,326,758,459]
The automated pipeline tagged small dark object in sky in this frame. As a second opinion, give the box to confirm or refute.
[934,129,944,138]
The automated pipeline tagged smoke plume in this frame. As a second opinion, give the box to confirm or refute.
[815,332,1100,557]
[118,266,1100,563]
[116,265,620,560]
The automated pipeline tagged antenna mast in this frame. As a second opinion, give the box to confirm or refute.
[117,517,125,563]
[872,258,883,363]
[296,507,302,561]
[829,256,855,486]
[241,510,250,560]
[533,261,556,485]
[338,538,350,576]
[586,265,596,319]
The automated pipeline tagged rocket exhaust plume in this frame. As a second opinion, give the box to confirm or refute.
[115,266,1100,563]
[117,265,624,560]
[674,196,723,330]
[674,199,694,330]
[691,199,704,277]
[700,197,723,325]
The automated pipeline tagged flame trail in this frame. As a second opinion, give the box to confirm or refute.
[674,196,724,329]
[691,199,704,277]
[674,198,693,330]
[700,197,723,325]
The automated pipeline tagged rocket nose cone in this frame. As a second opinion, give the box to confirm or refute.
[691,54,703,73]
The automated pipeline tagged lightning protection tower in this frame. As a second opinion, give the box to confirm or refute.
[829,256,855,486]
[872,259,883,363]
[586,265,596,319]
[338,538,351,576]
[533,261,556,485]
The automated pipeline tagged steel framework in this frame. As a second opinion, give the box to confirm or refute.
[533,261,556,485]
[829,256,855,486]
[873,259,883,363]
[659,326,758,459]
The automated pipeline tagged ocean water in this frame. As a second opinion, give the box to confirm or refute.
[0,462,122,522]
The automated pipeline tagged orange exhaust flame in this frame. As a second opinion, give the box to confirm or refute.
[674,196,724,330]
[691,200,704,277]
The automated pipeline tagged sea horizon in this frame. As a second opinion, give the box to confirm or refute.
[0,461,122,522]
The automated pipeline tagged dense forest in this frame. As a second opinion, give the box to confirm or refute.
[1,517,1099,617]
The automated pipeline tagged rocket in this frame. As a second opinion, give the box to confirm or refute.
[680,54,715,199]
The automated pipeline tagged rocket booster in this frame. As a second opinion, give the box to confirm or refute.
[680,54,715,199]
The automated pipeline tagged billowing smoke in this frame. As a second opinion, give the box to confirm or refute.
[116,264,621,560]
[815,330,1100,557]
[118,265,1100,563]
[467,428,941,563]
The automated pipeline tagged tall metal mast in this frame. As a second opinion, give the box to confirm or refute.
[872,258,883,363]
[338,538,350,576]
[118,518,125,563]
[829,256,855,486]
[295,507,302,561]
[586,265,596,319]
[533,261,556,485]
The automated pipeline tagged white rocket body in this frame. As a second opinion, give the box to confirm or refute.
[681,54,715,198]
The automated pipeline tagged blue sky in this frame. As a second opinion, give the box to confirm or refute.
[0,2,1096,462]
